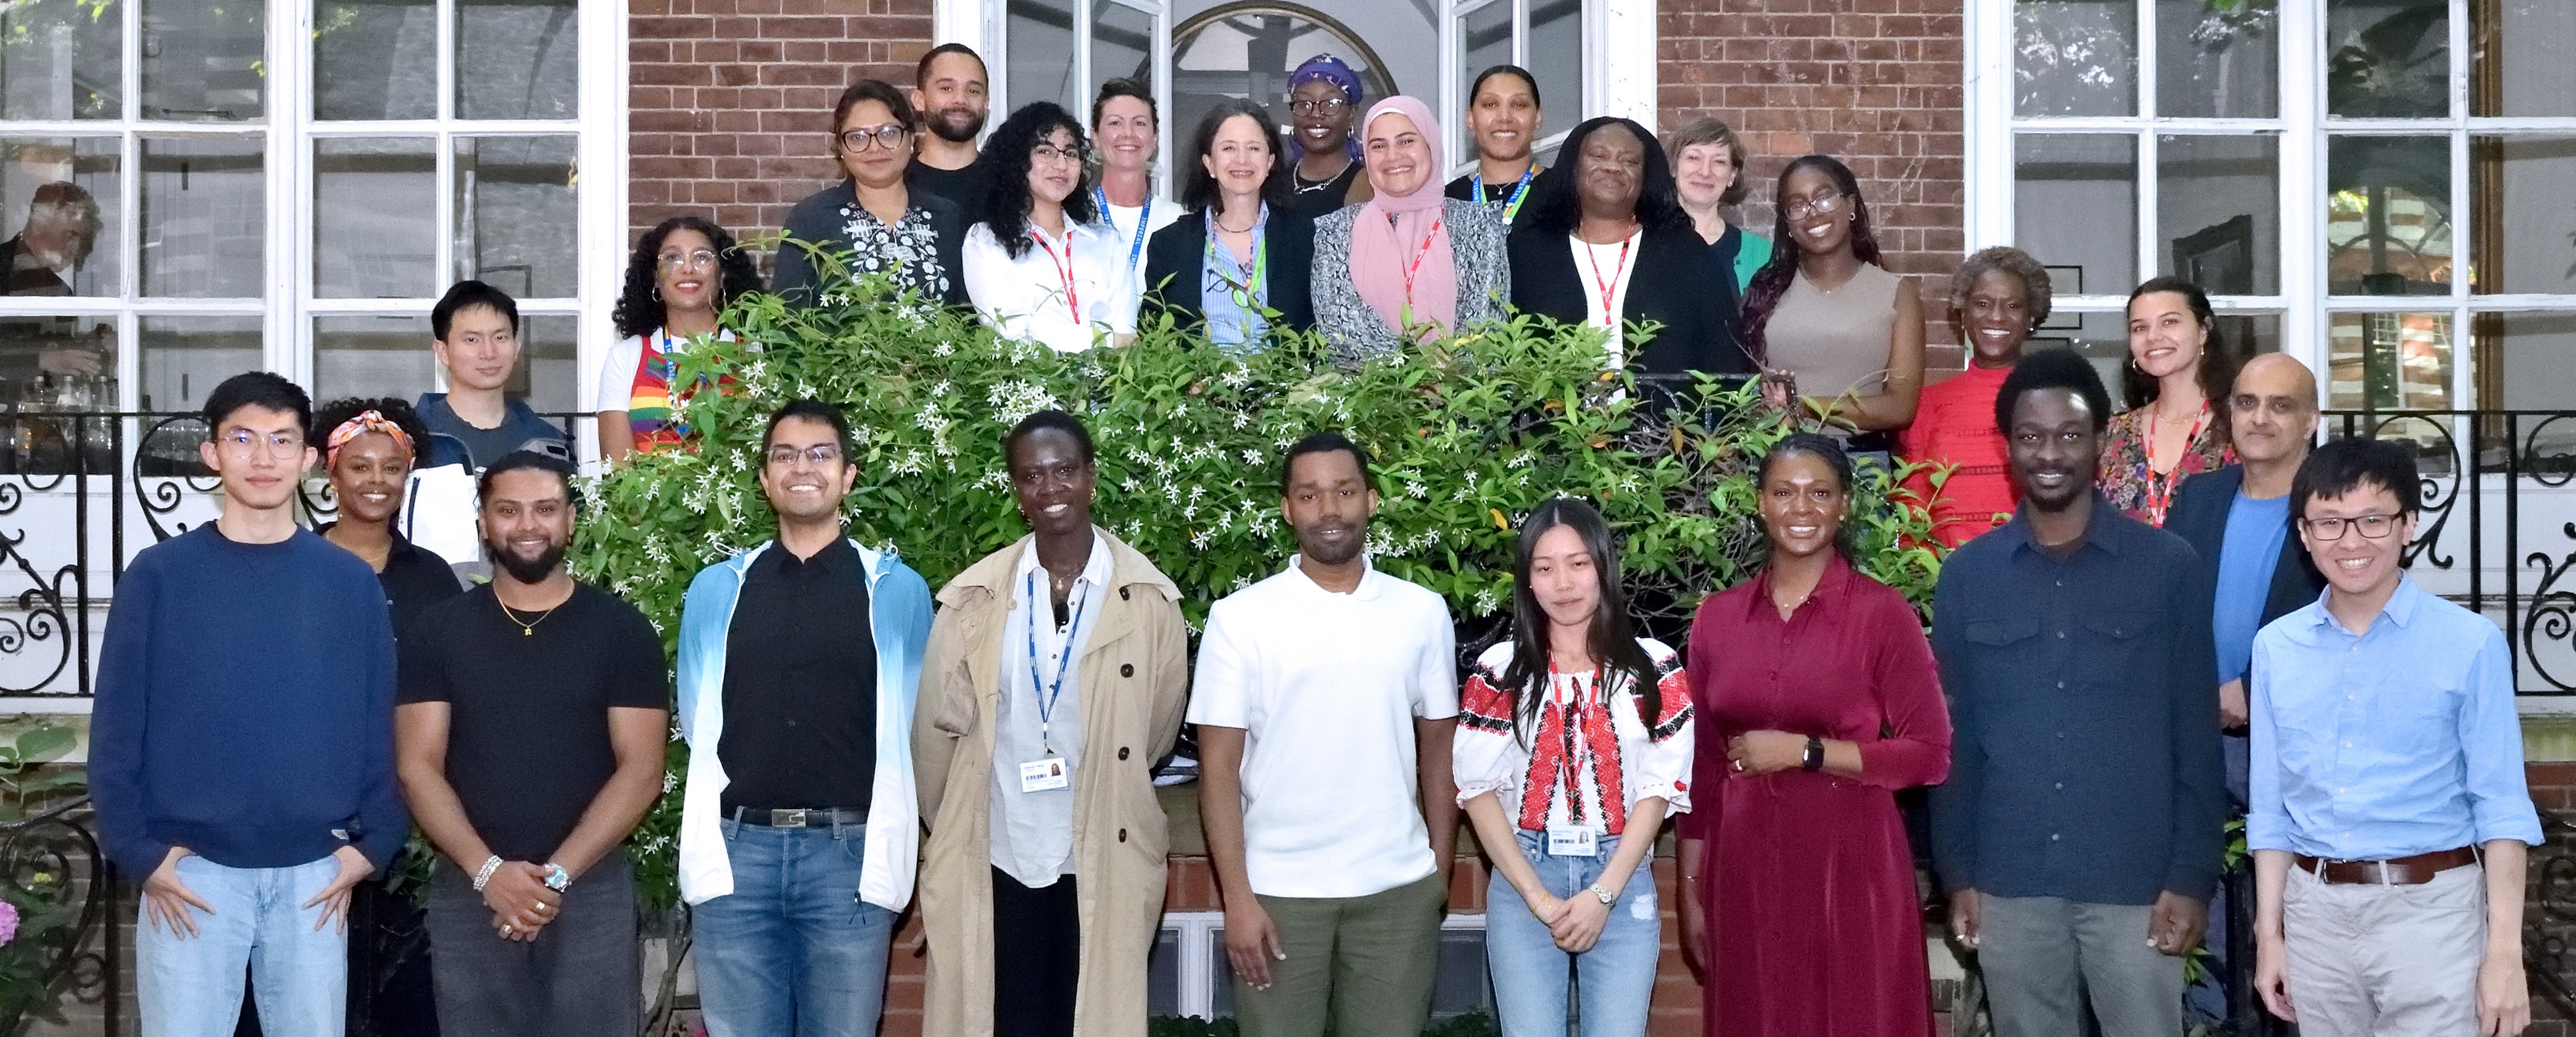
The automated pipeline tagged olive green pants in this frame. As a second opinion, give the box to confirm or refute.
[1233,870,1449,1037]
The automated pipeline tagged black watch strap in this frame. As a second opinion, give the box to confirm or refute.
[1801,735,1825,771]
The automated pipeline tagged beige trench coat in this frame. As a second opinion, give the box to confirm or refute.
[913,529,1191,1037]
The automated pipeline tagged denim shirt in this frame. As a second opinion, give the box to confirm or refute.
[1927,494,2226,905]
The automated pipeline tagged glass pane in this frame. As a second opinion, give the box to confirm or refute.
[2326,135,2452,295]
[2327,310,2451,410]
[0,312,112,411]
[2492,311,2576,411]
[2156,0,2277,118]
[1526,0,1582,143]
[2474,0,2576,117]
[2472,136,2576,295]
[1170,11,1401,150]
[455,135,576,299]
[137,315,261,416]
[2015,0,2137,117]
[141,0,265,121]
[2016,133,2137,295]
[315,313,433,403]
[1456,2,1513,163]
[316,0,437,121]
[1207,926,1235,1018]
[1091,1,1155,97]
[1009,0,1079,116]
[0,0,121,120]
[141,137,263,299]
[1144,927,1180,1018]
[2327,0,2448,118]
[1429,925,1489,1018]
[2026,310,2135,407]
[315,137,436,299]
[455,0,579,120]
[516,313,575,414]
[2158,133,2279,295]
[0,138,118,297]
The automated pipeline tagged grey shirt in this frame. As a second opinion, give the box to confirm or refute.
[988,531,1111,888]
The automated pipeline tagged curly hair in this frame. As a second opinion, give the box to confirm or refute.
[977,102,1100,261]
[1949,246,2053,329]
[612,216,763,340]
[1737,155,1884,366]
[309,396,431,457]
[1521,117,1688,238]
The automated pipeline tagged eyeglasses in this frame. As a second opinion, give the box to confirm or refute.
[220,429,306,458]
[2300,514,2401,541]
[838,125,909,153]
[1288,97,1350,117]
[656,249,719,273]
[765,444,845,466]
[1031,141,1090,166]
[1783,191,1848,220]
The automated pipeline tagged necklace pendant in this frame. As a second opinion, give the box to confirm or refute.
[522,627,532,637]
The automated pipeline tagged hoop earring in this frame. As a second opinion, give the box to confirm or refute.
[651,284,661,302]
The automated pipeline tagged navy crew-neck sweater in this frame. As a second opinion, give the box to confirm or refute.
[91,524,407,876]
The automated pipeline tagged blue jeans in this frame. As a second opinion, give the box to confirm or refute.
[692,819,899,1037]
[1482,831,1660,1037]
[136,854,345,1037]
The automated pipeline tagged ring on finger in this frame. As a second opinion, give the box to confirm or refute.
[500,923,515,936]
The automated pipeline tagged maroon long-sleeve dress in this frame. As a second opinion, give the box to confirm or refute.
[1681,556,1952,1037]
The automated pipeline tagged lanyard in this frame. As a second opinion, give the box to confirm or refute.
[1206,223,1268,308]
[1095,189,1153,276]
[1473,167,1538,223]
[1033,228,1082,324]
[1398,213,1445,319]
[1581,231,1635,329]
[2140,403,2209,526]
[1547,658,1607,823]
[1024,569,1089,754]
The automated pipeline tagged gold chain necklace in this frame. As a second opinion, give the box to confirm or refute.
[497,598,557,637]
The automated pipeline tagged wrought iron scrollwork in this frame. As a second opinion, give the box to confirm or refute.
[2358,412,2462,571]
[134,415,217,543]
[0,796,105,1031]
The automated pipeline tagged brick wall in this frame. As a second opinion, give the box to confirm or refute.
[1654,0,1970,369]
[628,0,936,244]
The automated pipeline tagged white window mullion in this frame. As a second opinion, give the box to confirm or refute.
[1963,0,2012,249]
[271,0,313,387]
[2135,0,2156,122]
[2277,0,2324,389]
[2137,128,2159,293]
[574,0,632,457]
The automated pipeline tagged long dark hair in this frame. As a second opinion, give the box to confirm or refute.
[1757,432,1860,559]
[612,216,762,339]
[1496,498,1662,739]
[2122,275,2235,444]
[1522,117,1687,238]
[1739,155,1884,365]
[1179,99,1290,213]
[978,102,1100,260]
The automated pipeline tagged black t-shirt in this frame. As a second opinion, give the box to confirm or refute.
[906,155,995,213]
[718,540,878,814]
[318,524,463,646]
[397,582,666,862]
[1443,170,1542,226]
[1278,160,1365,221]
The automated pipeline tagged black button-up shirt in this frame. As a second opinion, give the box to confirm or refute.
[1927,493,2224,906]
[318,523,464,646]
[718,539,877,815]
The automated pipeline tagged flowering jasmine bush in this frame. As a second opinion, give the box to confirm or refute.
[574,267,1942,906]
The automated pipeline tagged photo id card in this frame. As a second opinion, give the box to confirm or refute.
[1547,825,1598,857]
[1020,756,1071,793]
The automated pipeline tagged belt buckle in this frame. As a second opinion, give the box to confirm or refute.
[770,809,808,828]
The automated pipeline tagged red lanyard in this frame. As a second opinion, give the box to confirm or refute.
[2141,403,2208,525]
[1398,213,1444,312]
[1582,231,1635,329]
[1035,229,1081,324]
[1547,658,1608,820]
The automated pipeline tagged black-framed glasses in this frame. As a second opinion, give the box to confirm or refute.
[1288,97,1350,117]
[765,444,845,466]
[1031,141,1090,166]
[2301,514,2400,540]
[1783,191,1848,220]
[838,125,909,153]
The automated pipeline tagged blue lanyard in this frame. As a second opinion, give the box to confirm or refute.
[1024,569,1089,753]
[1096,188,1153,276]
[1473,168,1537,222]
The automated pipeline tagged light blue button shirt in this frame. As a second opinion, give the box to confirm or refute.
[2247,574,2541,860]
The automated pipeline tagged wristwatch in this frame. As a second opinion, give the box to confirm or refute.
[1588,884,1617,905]
[1800,735,1826,772]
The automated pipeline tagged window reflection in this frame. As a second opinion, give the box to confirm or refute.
[141,0,266,122]
[456,0,578,120]
[0,0,121,121]
[2326,135,2452,295]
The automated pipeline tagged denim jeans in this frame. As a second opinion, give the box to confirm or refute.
[1482,831,1660,1037]
[691,819,899,1037]
[136,854,346,1037]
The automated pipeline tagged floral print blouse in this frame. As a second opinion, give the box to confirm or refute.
[837,204,953,301]
[2097,402,2233,526]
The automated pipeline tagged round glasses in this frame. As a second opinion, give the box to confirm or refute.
[1783,191,1848,221]
[838,125,909,153]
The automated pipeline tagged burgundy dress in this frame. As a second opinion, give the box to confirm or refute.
[1681,557,1952,1037]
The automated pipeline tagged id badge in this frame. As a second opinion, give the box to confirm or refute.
[1019,756,1071,793]
[1546,825,1598,857]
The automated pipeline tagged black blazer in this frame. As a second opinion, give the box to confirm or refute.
[1138,209,1316,338]
[1506,223,1752,379]
[2166,463,2327,685]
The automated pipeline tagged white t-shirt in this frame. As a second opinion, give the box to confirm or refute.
[1187,556,1459,899]
[1098,194,1179,327]
[1572,231,1640,367]
[963,219,1137,352]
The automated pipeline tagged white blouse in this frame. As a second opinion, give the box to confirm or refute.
[1572,230,1640,366]
[1454,637,1694,835]
[963,218,1137,353]
[1098,193,1180,327]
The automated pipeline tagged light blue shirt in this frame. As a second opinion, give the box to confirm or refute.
[2247,575,2541,860]
[1201,205,1270,351]
[2212,491,2290,684]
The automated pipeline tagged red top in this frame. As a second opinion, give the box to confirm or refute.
[1895,363,2018,548]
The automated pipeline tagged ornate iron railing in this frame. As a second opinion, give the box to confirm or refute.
[0,796,110,1035]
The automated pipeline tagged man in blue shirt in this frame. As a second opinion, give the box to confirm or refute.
[1929,350,2223,1037]
[2249,437,2541,1037]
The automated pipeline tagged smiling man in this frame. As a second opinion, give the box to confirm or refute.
[1191,431,1460,1037]
[416,281,569,472]
[669,400,932,1037]
[1926,349,2224,1037]
[906,44,995,211]
[2247,437,2541,1037]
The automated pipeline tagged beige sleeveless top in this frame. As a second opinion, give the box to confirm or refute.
[1765,263,1902,402]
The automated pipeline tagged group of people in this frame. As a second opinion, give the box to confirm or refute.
[81,38,2546,1037]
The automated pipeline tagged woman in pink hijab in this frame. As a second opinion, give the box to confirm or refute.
[1309,95,1513,364]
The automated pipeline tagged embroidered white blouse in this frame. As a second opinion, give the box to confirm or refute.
[1452,637,1695,834]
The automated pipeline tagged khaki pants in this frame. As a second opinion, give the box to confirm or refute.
[2284,860,2488,1037]
[1233,870,1448,1037]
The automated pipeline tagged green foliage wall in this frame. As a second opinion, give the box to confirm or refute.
[572,271,1943,906]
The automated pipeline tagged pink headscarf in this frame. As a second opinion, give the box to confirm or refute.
[1348,96,1456,339]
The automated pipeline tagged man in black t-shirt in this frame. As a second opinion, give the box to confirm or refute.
[905,43,993,210]
[394,451,666,1037]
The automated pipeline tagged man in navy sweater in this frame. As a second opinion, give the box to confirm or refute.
[92,371,406,1037]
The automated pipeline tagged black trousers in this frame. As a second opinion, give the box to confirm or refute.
[992,867,1080,1037]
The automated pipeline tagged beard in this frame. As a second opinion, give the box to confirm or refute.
[486,535,568,585]
[1296,521,1367,567]
[926,104,986,144]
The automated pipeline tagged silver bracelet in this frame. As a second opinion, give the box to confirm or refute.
[471,855,503,893]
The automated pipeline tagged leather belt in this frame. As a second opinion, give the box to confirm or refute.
[734,807,869,829]
[2294,846,2476,885]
